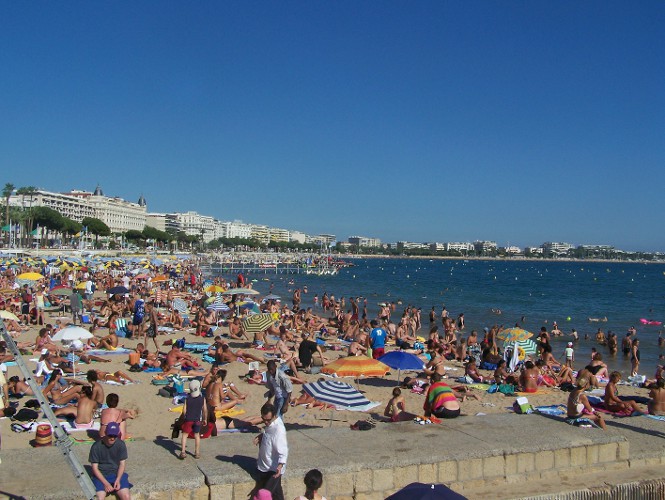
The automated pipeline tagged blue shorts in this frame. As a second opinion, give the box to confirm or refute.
[92,472,132,492]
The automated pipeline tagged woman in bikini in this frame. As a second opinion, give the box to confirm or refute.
[604,371,644,415]
[567,377,606,429]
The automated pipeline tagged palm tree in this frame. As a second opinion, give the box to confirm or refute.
[2,183,14,247]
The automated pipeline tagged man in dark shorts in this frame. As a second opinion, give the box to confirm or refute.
[89,422,132,499]
[297,333,326,372]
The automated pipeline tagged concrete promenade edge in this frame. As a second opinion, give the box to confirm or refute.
[2,412,665,499]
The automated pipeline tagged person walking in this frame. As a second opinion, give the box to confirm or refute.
[254,403,288,500]
[88,422,133,499]
[70,288,82,325]
[266,360,292,418]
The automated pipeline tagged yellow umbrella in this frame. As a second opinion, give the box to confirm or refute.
[75,282,87,289]
[17,272,45,281]
[204,285,226,293]
[321,357,390,378]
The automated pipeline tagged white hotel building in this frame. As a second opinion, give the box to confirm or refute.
[8,186,147,234]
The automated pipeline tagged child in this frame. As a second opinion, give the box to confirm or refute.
[562,342,575,368]
[383,387,415,422]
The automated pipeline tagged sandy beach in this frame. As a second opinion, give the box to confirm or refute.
[2,306,654,452]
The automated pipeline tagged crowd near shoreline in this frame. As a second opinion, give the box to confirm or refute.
[0,252,663,499]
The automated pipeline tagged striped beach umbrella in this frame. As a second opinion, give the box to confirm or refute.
[207,301,231,313]
[241,313,274,333]
[302,380,372,410]
[172,298,188,313]
[504,338,538,356]
[223,287,260,295]
[322,357,390,378]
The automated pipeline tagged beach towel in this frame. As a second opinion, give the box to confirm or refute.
[644,414,665,422]
[566,417,601,428]
[468,383,491,391]
[535,405,566,416]
[588,400,633,417]
[86,348,133,356]
[59,420,101,433]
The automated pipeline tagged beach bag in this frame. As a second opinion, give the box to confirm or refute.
[175,338,186,349]
[513,397,534,414]
[488,384,499,394]
[33,423,53,447]
[24,399,40,409]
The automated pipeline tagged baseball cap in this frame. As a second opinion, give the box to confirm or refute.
[189,379,201,397]
[106,422,121,437]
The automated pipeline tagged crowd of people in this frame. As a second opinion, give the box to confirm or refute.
[1,256,664,498]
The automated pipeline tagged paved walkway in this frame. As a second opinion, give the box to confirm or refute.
[1,412,664,499]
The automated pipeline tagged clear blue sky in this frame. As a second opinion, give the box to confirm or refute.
[2,2,664,251]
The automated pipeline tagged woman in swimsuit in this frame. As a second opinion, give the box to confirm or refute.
[567,377,606,429]
[604,371,644,415]
[631,339,640,376]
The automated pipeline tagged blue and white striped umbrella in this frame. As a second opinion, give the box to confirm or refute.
[172,298,188,313]
[302,380,372,410]
[207,301,230,313]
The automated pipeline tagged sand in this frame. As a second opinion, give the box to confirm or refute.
[1,310,652,451]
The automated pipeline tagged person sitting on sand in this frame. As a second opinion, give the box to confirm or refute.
[228,317,249,340]
[206,369,244,412]
[96,330,119,350]
[567,377,606,430]
[648,379,665,416]
[585,353,609,380]
[423,373,461,419]
[383,387,416,422]
[464,358,484,383]
[519,361,539,393]
[493,360,517,385]
[100,393,137,440]
[54,385,97,427]
[42,369,83,405]
[165,345,201,371]
[216,343,266,365]
[423,346,447,378]
[604,371,644,415]
[540,344,561,369]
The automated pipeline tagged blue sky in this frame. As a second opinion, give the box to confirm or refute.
[2,2,664,251]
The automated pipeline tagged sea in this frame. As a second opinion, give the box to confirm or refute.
[205,258,665,377]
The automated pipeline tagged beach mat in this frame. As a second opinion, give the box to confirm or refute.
[516,389,551,396]
[86,348,133,356]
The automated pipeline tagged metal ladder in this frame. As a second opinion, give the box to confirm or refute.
[1,319,96,499]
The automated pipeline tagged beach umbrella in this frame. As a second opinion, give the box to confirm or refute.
[150,274,169,283]
[378,351,425,382]
[51,325,94,342]
[207,301,231,313]
[504,338,539,361]
[302,380,373,410]
[496,327,533,343]
[238,301,261,314]
[107,286,130,295]
[0,310,20,322]
[204,285,226,293]
[262,294,281,301]
[75,282,87,290]
[172,298,188,313]
[17,272,44,281]
[223,287,259,296]
[241,313,274,333]
[52,326,94,379]
[49,286,72,297]
[386,482,467,500]
[322,357,390,378]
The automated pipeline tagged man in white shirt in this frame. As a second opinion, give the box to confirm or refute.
[253,403,288,500]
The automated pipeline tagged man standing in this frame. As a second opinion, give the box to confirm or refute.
[88,422,132,499]
[254,403,288,500]
[369,320,387,359]
[70,288,82,325]
[265,360,292,418]
[84,277,95,312]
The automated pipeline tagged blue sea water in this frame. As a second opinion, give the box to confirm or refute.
[211,258,665,376]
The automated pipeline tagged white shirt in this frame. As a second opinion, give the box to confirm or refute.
[257,417,288,474]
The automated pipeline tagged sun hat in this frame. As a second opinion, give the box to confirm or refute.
[568,342,573,347]
[189,379,201,397]
[106,422,121,437]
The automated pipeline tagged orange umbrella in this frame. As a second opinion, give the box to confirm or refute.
[150,275,169,283]
[321,357,390,378]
